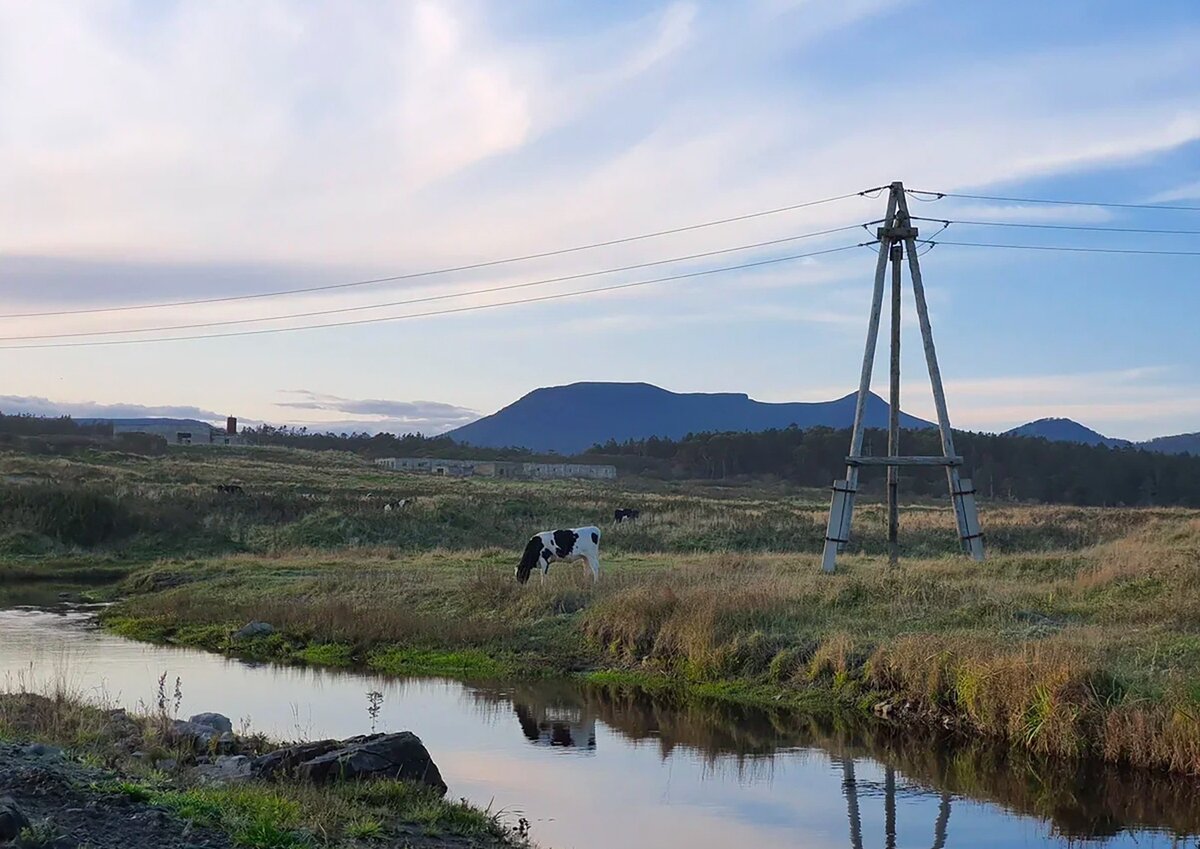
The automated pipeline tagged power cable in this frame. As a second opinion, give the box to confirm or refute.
[911,217,1200,236]
[916,240,1200,256]
[906,189,1200,212]
[0,188,883,319]
[0,243,869,351]
[0,224,865,342]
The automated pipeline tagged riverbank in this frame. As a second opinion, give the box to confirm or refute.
[0,691,529,849]
[97,509,1200,776]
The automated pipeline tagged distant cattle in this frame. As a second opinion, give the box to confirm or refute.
[215,484,244,495]
[516,526,601,584]
[383,498,414,513]
[614,508,640,523]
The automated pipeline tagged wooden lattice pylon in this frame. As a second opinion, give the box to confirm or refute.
[821,181,985,572]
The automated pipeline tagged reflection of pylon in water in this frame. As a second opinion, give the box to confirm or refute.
[821,181,985,572]
[841,758,952,849]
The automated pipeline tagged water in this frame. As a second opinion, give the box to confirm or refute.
[2,604,1198,849]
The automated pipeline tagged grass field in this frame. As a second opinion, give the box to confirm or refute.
[4,445,1200,775]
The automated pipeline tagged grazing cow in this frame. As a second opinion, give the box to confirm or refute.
[516,526,601,584]
[383,498,413,513]
[215,484,244,495]
[614,508,640,523]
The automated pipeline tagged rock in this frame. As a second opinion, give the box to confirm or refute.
[253,733,445,794]
[252,740,342,779]
[22,742,63,759]
[187,713,233,735]
[0,796,30,841]
[167,721,223,750]
[233,621,274,640]
[156,758,178,772]
[192,755,252,785]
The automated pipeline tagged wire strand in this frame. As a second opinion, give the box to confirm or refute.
[0,243,867,350]
[906,189,1200,212]
[911,217,1200,235]
[0,189,880,320]
[0,224,865,342]
[918,239,1200,256]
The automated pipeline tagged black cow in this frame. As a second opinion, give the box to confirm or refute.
[614,508,640,523]
[215,484,244,495]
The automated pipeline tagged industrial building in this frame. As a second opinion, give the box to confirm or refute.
[375,457,616,480]
[113,416,243,447]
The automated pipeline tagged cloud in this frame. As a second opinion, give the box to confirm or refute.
[0,395,226,422]
[275,390,478,431]
[1147,179,1200,203]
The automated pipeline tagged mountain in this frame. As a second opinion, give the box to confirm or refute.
[1003,418,1131,449]
[1139,432,1200,456]
[447,382,934,453]
[1003,417,1200,456]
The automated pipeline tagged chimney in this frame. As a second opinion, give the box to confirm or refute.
[226,416,237,435]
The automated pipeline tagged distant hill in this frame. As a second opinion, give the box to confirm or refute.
[1003,418,1131,449]
[446,382,934,453]
[1139,432,1200,456]
[1002,417,1200,456]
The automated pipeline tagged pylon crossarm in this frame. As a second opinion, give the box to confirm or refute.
[846,456,963,467]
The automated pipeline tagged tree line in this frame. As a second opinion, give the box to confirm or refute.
[582,426,1200,507]
[4,412,1198,507]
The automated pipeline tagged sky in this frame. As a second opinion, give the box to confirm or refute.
[1,0,1198,440]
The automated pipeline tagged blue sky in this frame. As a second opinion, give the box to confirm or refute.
[0,0,1198,439]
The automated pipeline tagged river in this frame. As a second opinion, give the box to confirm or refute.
[1,601,1197,849]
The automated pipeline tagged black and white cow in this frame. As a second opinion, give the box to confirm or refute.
[614,508,640,523]
[516,526,601,584]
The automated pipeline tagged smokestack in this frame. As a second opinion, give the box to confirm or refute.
[226,416,237,435]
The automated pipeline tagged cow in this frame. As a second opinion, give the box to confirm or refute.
[516,526,601,584]
[614,508,640,523]
[383,498,414,513]
[215,484,244,495]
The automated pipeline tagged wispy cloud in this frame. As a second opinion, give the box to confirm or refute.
[1147,179,1200,203]
[0,395,225,422]
[274,390,478,432]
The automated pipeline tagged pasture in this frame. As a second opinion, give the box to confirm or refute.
[4,445,1200,774]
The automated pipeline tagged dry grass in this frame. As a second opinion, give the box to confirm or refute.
[9,447,1200,773]
[102,507,1200,773]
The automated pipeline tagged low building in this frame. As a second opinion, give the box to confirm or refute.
[375,457,616,480]
[373,457,475,477]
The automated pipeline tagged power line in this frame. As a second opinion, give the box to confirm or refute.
[0,224,864,342]
[0,188,882,320]
[917,239,1200,256]
[911,217,1200,236]
[0,243,869,351]
[906,188,1200,212]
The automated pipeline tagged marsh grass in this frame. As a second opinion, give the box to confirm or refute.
[8,445,1200,774]
[107,511,1200,773]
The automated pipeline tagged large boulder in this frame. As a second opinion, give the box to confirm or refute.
[252,733,445,795]
[188,713,233,735]
[167,714,236,752]
[0,796,30,841]
[233,621,274,640]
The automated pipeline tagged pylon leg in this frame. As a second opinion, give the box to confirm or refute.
[822,479,856,572]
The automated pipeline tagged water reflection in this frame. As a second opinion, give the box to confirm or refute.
[1,601,1198,849]
[471,677,1200,843]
